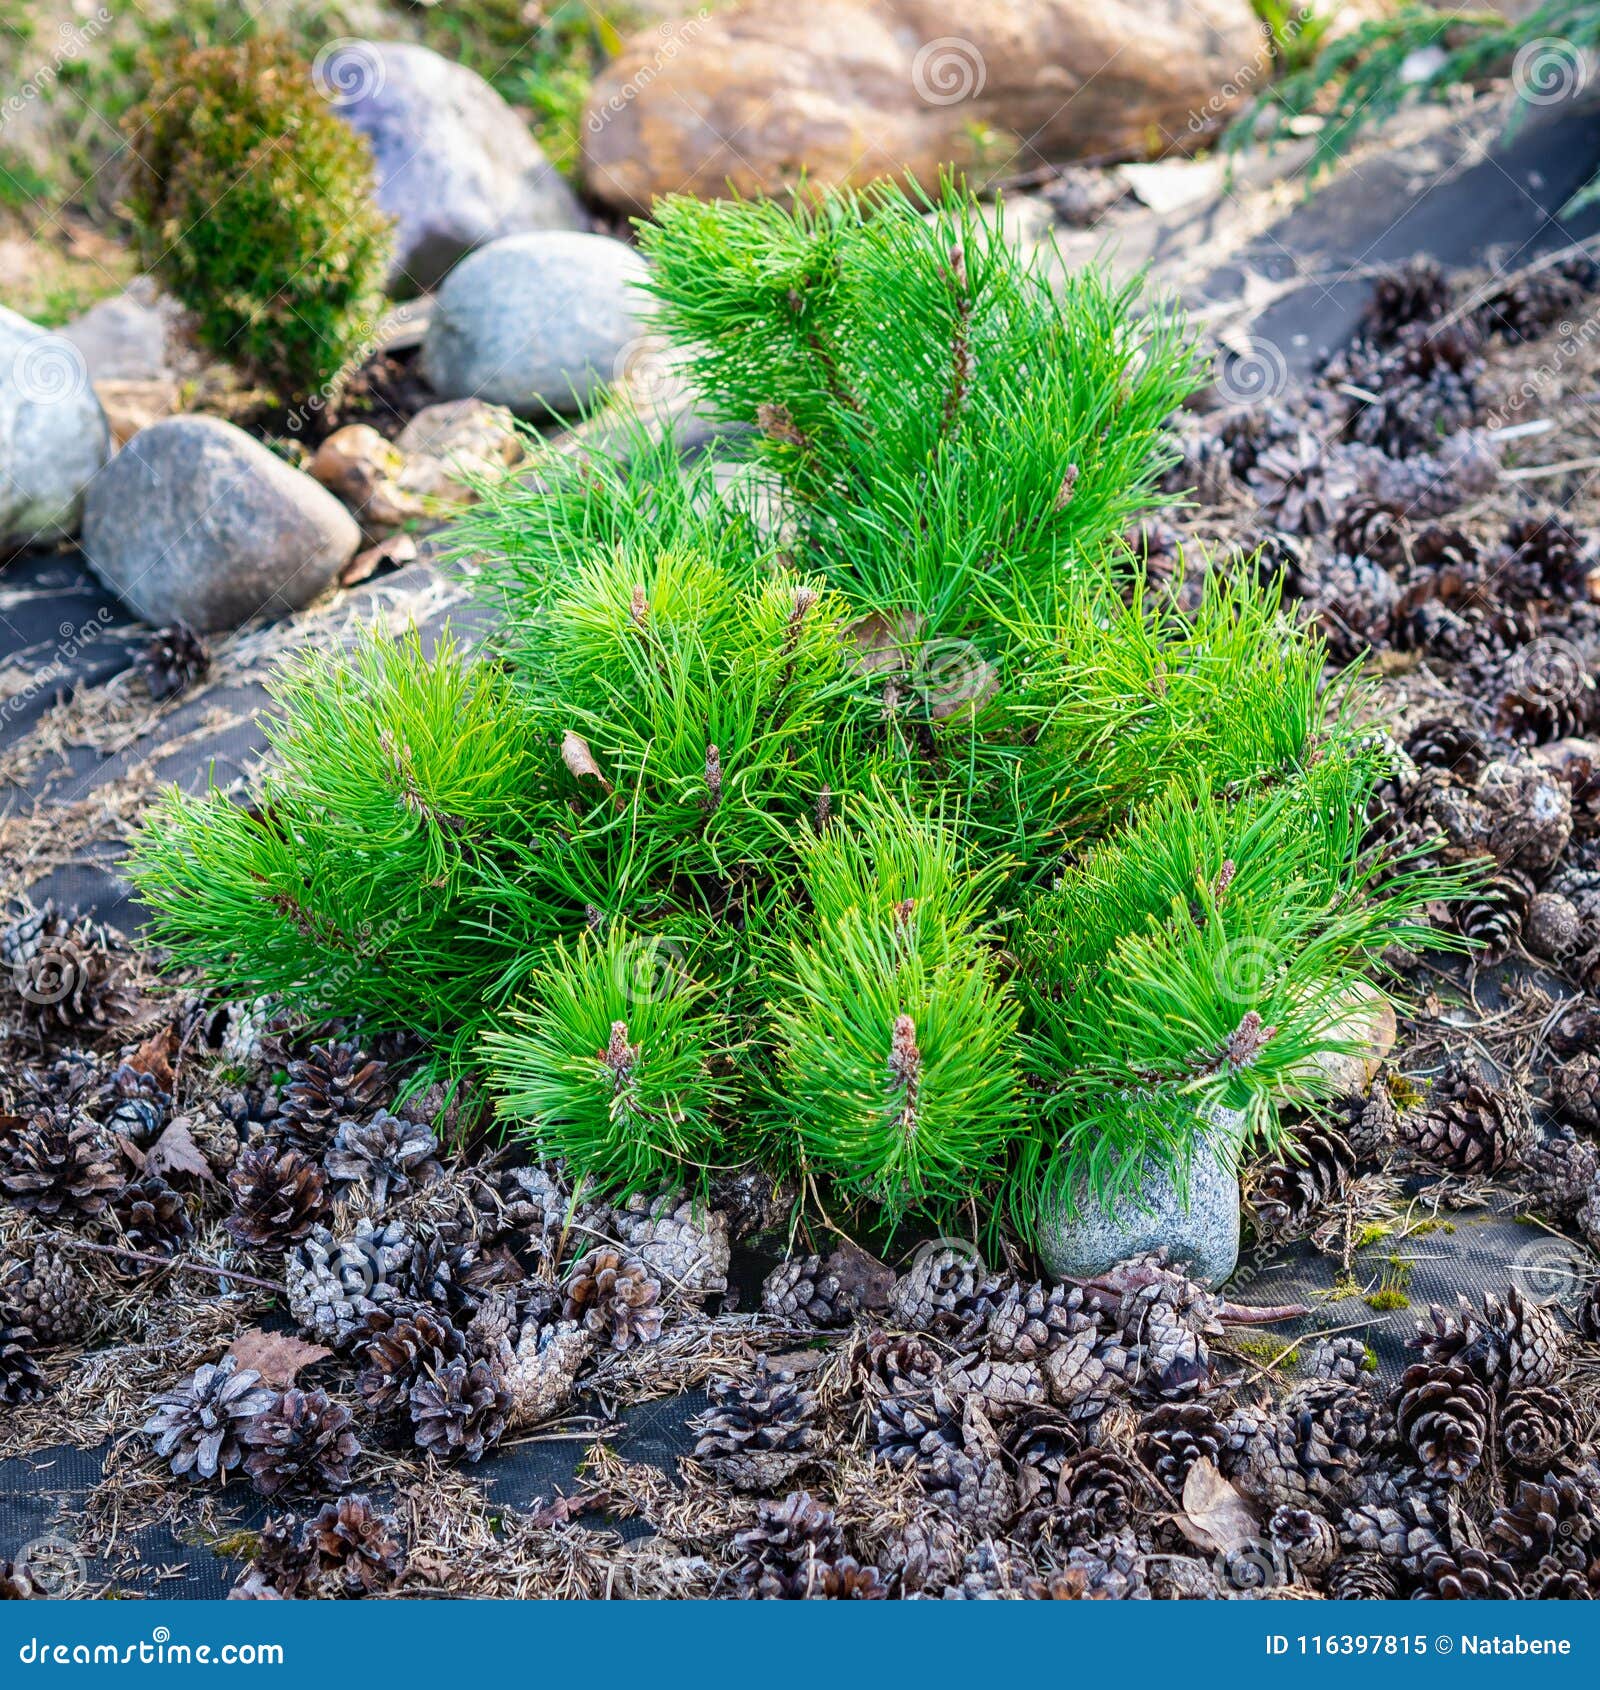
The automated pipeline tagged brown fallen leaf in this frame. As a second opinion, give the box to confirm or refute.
[527,1490,610,1530]
[227,1327,331,1388]
[561,730,616,800]
[144,1118,213,1183]
[127,1024,178,1089]
[1176,1456,1261,1555]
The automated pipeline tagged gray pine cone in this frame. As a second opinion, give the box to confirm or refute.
[324,1111,441,1211]
[143,1357,276,1481]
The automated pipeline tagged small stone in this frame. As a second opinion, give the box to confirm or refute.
[318,41,586,295]
[1,303,111,548]
[394,398,522,501]
[81,416,359,630]
[93,378,181,447]
[59,284,183,382]
[419,232,649,418]
[310,424,426,530]
[1037,1105,1244,1286]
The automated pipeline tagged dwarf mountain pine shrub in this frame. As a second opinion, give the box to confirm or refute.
[123,36,392,398]
[131,181,1472,1235]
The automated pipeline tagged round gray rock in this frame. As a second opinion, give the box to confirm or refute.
[318,40,586,296]
[1036,1105,1246,1286]
[1,304,111,549]
[420,231,649,417]
[81,416,360,632]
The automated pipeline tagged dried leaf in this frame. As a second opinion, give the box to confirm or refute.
[143,1118,212,1183]
[1176,1456,1260,1554]
[227,1327,331,1388]
[128,1025,177,1090]
[561,730,615,798]
[527,1490,609,1530]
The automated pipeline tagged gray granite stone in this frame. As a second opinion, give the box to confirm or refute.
[1037,1104,1246,1286]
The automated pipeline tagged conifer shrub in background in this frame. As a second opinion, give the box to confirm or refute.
[123,35,392,398]
[131,183,1472,1239]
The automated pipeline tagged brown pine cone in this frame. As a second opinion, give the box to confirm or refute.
[1521,1557,1594,1600]
[1133,1305,1212,1402]
[1248,432,1356,535]
[1488,1477,1599,1568]
[140,622,210,700]
[355,1305,467,1417]
[112,1175,193,1256]
[1326,1554,1399,1600]
[1300,1335,1373,1385]
[1,903,134,1033]
[1515,1126,1600,1221]
[1042,1321,1134,1418]
[1579,1279,1600,1343]
[1269,1506,1339,1577]
[871,1386,962,1470]
[227,1145,330,1250]
[762,1247,881,1327]
[300,1495,407,1597]
[0,1244,87,1347]
[408,1355,511,1463]
[1404,717,1491,783]
[1413,1544,1518,1600]
[1137,1401,1224,1496]
[1500,1386,1578,1472]
[0,1107,122,1219]
[1248,1120,1357,1242]
[887,1244,1005,1341]
[1340,1488,1453,1573]
[923,1430,1016,1536]
[1499,512,1592,598]
[1002,1405,1082,1510]
[0,1320,47,1406]
[1331,1082,1398,1161]
[1393,1363,1490,1481]
[1548,998,1600,1059]
[1224,1382,1377,1509]
[944,1356,1048,1421]
[142,1357,276,1481]
[1454,870,1532,963]
[1494,642,1596,745]
[732,1492,886,1599]
[1398,1077,1534,1174]
[1046,1448,1147,1543]
[1552,1053,1600,1131]
[274,1042,389,1155]
[1333,498,1410,568]
[324,1110,442,1211]
[854,1329,944,1397]
[505,1318,594,1428]
[562,1247,662,1351]
[242,1388,361,1497]
[1411,1288,1565,1392]
[694,1358,821,1491]
[985,1280,1085,1361]
[614,1191,733,1301]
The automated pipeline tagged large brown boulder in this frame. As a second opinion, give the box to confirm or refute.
[581,0,1266,214]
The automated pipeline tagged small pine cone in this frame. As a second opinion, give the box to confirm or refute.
[1327,1554,1399,1600]
[1332,498,1410,567]
[142,1357,276,1481]
[762,1251,867,1327]
[242,1387,361,1497]
[286,1221,415,1349]
[99,1062,169,1143]
[1269,1506,1339,1578]
[1248,1121,1357,1242]
[1515,1126,1600,1221]
[872,1386,962,1469]
[112,1174,193,1256]
[1552,1053,1600,1131]
[0,1321,47,1406]
[1359,256,1453,345]
[1488,1477,1599,1567]
[324,1111,441,1211]
[1048,1448,1147,1543]
[985,1280,1085,1361]
[1500,512,1593,599]
[1350,430,1503,519]
[1394,1363,1490,1482]
[1522,1557,1594,1600]
[1,903,134,1033]
[0,1107,122,1219]
[923,1436,1016,1536]
[1331,1083,1398,1161]
[1002,1404,1082,1510]
[0,1243,88,1347]
[1340,1488,1453,1573]
[887,1244,1005,1341]
[300,1495,407,1597]
[943,1355,1048,1421]
[1398,1079,1534,1174]
[855,1329,944,1397]
[140,622,210,700]
[1550,1000,1600,1061]
[1413,1544,1519,1600]
[1480,755,1574,876]
[884,1513,964,1595]
[1300,1336,1373,1385]
[1413,1288,1565,1392]
[408,1354,511,1463]
[1133,1304,1211,1401]
[1495,645,1595,745]
[1042,1322,1133,1416]
[227,1145,330,1249]
[1524,893,1585,963]
[1403,717,1491,783]
[354,1305,466,1416]
[1136,1401,1224,1496]
[1247,432,1357,535]
[274,1043,389,1155]
[614,1191,732,1300]
[706,1166,793,1242]
[694,1358,821,1491]
[505,1318,594,1428]
[1500,1386,1578,1472]
[1455,870,1532,963]
[562,1247,663,1351]
[1223,1384,1375,1510]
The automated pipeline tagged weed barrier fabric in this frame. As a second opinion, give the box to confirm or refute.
[0,1598,1597,1673]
